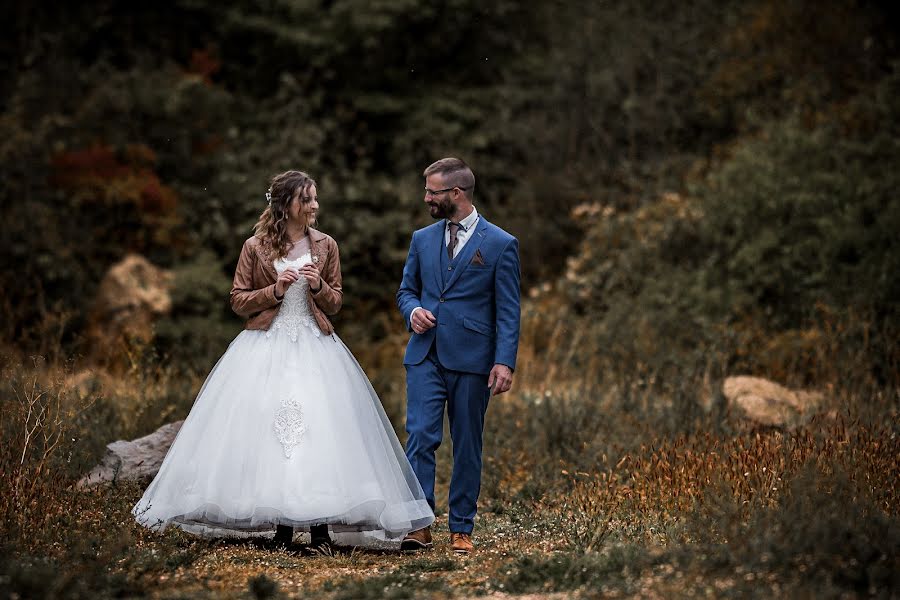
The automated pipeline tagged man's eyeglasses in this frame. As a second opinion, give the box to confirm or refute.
[424,186,469,197]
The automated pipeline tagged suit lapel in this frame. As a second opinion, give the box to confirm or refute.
[442,217,488,292]
[430,222,444,292]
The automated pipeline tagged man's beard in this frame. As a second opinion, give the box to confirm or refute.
[428,197,455,220]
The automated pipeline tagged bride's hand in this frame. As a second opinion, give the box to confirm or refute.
[299,263,321,291]
[276,268,301,296]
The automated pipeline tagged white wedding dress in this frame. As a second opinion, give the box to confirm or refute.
[132,251,434,545]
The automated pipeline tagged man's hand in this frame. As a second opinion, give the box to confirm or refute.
[487,364,513,396]
[411,309,437,334]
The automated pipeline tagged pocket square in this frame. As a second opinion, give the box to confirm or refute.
[471,249,485,266]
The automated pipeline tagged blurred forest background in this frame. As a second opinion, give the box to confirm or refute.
[1,0,899,598]
[2,0,897,382]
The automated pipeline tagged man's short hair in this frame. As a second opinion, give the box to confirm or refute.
[423,158,475,197]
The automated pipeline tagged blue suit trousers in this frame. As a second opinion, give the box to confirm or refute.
[405,344,490,534]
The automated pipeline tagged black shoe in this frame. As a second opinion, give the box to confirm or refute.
[309,524,333,553]
[274,524,294,546]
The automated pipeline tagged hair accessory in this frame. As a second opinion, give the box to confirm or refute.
[266,188,272,205]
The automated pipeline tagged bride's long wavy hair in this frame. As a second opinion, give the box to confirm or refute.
[253,170,317,259]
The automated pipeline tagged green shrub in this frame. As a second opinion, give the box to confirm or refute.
[682,463,900,595]
[555,66,900,384]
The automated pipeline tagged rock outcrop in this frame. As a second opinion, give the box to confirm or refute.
[77,419,183,488]
[85,253,173,365]
[723,375,824,429]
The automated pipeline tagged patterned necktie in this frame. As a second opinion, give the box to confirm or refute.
[447,222,460,259]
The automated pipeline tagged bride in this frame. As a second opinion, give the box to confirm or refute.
[132,170,434,549]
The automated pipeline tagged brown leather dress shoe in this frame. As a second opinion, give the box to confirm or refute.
[400,526,433,551]
[450,532,474,554]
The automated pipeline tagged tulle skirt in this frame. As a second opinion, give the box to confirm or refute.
[132,323,434,545]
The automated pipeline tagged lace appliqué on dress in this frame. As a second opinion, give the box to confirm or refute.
[267,254,321,341]
[273,396,307,458]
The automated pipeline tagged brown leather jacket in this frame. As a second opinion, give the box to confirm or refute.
[230,229,342,335]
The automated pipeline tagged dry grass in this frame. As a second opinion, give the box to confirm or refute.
[560,416,900,521]
[1,322,899,598]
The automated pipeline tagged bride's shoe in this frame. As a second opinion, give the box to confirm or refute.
[274,524,294,546]
[309,524,333,553]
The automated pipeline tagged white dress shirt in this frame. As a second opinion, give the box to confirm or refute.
[410,207,480,328]
[445,206,480,259]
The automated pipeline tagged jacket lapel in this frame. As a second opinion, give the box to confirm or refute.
[255,239,279,281]
[430,222,444,292]
[308,227,327,268]
[442,217,488,292]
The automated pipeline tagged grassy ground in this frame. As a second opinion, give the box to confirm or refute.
[1,335,899,599]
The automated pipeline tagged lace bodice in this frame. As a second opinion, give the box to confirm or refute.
[267,253,321,341]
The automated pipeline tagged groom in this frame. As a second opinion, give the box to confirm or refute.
[397,157,521,554]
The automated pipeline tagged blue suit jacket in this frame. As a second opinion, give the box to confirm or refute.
[397,217,521,375]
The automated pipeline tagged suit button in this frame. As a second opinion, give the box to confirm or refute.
[448,266,452,270]
[439,297,445,303]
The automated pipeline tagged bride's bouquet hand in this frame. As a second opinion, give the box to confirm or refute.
[299,263,321,292]
[275,267,301,296]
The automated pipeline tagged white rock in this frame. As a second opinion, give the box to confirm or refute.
[77,420,183,488]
